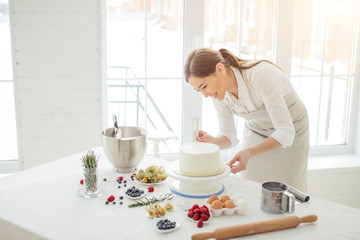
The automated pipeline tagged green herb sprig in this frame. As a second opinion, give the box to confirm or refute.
[80,150,99,169]
[128,193,174,208]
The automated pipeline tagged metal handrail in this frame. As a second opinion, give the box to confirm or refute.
[107,66,178,142]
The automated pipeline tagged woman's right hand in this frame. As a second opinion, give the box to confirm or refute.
[197,130,214,143]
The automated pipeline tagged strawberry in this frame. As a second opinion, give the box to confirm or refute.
[187,211,194,218]
[147,186,154,192]
[107,195,115,202]
[80,179,84,184]
[197,220,204,228]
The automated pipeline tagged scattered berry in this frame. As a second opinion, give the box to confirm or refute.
[113,201,116,205]
[119,196,124,200]
[105,201,109,205]
[107,195,115,202]
[80,179,84,184]
[147,186,154,192]
[197,220,204,228]
[124,184,127,187]
[118,186,121,189]
[103,178,107,181]
[120,202,123,205]
[124,180,127,183]
[118,176,124,181]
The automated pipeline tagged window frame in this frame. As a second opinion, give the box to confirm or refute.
[102,0,359,156]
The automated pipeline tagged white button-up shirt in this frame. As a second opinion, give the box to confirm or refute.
[213,62,296,147]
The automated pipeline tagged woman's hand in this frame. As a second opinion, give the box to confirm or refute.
[197,130,232,150]
[197,130,214,143]
[227,149,252,174]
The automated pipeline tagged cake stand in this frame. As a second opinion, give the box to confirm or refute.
[165,161,231,198]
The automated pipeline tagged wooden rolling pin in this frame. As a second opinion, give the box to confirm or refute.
[191,214,318,240]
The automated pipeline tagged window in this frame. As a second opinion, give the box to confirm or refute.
[105,0,359,156]
[202,0,275,143]
[106,0,183,154]
[0,0,18,163]
[290,0,359,154]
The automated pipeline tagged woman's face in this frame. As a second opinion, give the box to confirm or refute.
[188,64,227,100]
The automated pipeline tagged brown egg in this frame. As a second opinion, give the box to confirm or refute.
[224,200,236,209]
[211,200,224,209]
[220,195,231,203]
[207,195,219,204]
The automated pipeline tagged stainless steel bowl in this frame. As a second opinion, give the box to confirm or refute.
[102,126,148,172]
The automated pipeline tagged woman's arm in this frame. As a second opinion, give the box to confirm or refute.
[228,137,282,174]
[197,130,232,150]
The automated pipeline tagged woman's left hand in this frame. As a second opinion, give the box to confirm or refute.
[227,149,252,174]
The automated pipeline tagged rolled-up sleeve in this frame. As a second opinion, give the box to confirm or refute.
[253,66,295,147]
[212,98,239,147]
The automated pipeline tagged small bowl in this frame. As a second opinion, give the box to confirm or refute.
[102,126,147,172]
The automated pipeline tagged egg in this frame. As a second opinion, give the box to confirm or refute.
[232,193,242,202]
[220,195,231,203]
[224,200,236,209]
[207,195,219,204]
[236,199,248,208]
[211,200,224,209]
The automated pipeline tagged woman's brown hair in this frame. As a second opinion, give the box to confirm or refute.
[184,48,281,82]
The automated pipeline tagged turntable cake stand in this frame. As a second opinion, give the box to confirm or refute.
[165,161,231,198]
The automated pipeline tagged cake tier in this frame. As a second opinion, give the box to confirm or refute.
[179,142,220,176]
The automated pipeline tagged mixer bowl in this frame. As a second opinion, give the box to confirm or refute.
[102,126,148,172]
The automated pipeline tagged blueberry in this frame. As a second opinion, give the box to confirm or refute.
[118,186,121,189]
[105,201,109,205]
[103,178,107,181]
[124,180,127,183]
[124,184,127,187]
[119,196,123,200]
[120,202,123,205]
[113,201,116,204]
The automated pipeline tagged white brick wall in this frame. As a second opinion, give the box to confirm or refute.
[10,0,103,169]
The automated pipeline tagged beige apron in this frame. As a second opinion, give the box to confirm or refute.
[235,92,309,192]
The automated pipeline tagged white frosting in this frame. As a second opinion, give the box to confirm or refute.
[179,142,220,176]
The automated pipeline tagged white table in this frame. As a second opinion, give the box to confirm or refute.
[1,147,360,240]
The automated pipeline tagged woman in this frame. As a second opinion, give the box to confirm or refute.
[184,48,309,192]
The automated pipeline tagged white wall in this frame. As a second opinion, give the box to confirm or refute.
[10,0,103,169]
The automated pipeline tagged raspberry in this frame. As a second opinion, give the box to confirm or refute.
[194,208,200,214]
[80,179,84,184]
[192,204,199,210]
[118,176,124,181]
[107,195,115,202]
[197,220,204,228]
[201,214,209,221]
[147,186,154,192]
[187,211,194,218]
[192,213,200,221]
[200,207,208,214]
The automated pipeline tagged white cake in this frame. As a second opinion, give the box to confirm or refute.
[179,142,221,176]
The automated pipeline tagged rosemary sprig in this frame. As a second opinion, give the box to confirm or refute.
[80,150,99,169]
[128,193,174,208]
[80,150,99,193]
